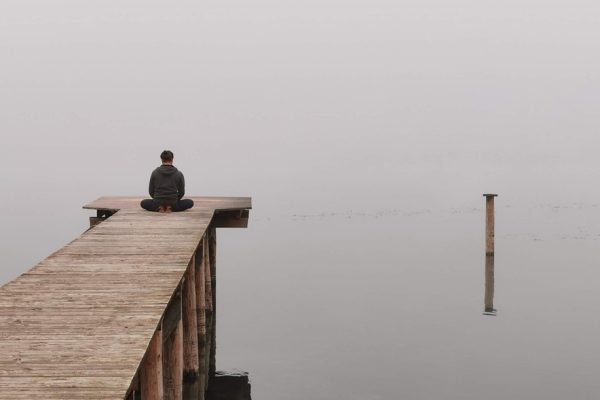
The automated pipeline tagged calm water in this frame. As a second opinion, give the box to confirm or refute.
[1,199,599,399]
[215,201,600,400]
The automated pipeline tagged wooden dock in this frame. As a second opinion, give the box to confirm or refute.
[0,196,251,399]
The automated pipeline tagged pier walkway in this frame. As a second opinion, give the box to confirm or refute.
[0,196,251,399]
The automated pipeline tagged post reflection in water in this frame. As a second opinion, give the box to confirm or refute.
[202,314,252,399]
[179,304,252,400]
[190,293,252,400]
[484,255,496,315]
[206,371,252,400]
[483,193,498,316]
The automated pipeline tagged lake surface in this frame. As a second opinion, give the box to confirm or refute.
[214,201,600,399]
[1,198,598,399]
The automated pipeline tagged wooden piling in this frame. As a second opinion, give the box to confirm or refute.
[141,328,163,400]
[163,320,183,400]
[204,236,213,313]
[163,289,183,400]
[200,315,212,399]
[198,336,209,400]
[484,194,497,256]
[209,227,217,312]
[195,242,207,398]
[195,243,207,338]
[209,227,217,377]
[183,256,200,399]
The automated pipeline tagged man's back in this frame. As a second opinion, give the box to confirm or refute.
[150,164,185,201]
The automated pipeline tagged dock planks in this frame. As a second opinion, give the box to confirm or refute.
[0,197,251,399]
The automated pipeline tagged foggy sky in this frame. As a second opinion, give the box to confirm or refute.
[1,0,599,282]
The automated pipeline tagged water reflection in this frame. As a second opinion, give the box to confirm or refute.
[483,194,498,316]
[191,233,252,400]
[193,296,253,400]
[483,255,496,315]
[207,371,252,400]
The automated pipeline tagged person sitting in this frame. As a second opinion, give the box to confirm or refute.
[140,150,194,212]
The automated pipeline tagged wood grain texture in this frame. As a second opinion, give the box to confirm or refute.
[182,258,199,386]
[204,237,213,313]
[141,329,163,400]
[485,195,496,256]
[0,197,250,399]
[163,320,183,400]
[208,228,217,378]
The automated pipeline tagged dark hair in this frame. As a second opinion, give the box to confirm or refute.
[160,150,174,162]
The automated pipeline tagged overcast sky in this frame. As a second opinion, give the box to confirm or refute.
[1,0,599,282]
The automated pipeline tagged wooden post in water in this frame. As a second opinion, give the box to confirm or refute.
[163,289,183,400]
[195,241,207,399]
[204,236,213,314]
[141,328,163,400]
[209,227,217,378]
[183,255,200,399]
[483,194,498,315]
[203,235,214,380]
[484,194,497,256]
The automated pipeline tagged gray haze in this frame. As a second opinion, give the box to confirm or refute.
[2,1,600,399]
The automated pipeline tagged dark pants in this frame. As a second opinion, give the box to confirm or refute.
[140,198,194,212]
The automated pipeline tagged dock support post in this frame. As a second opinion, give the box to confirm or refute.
[195,241,207,399]
[203,235,214,386]
[204,236,213,315]
[183,255,200,399]
[141,328,163,400]
[483,194,498,315]
[208,227,217,378]
[163,289,183,400]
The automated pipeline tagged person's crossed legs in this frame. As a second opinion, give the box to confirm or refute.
[140,198,194,212]
[172,199,194,212]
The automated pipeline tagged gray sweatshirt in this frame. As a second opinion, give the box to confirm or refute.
[149,165,185,201]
